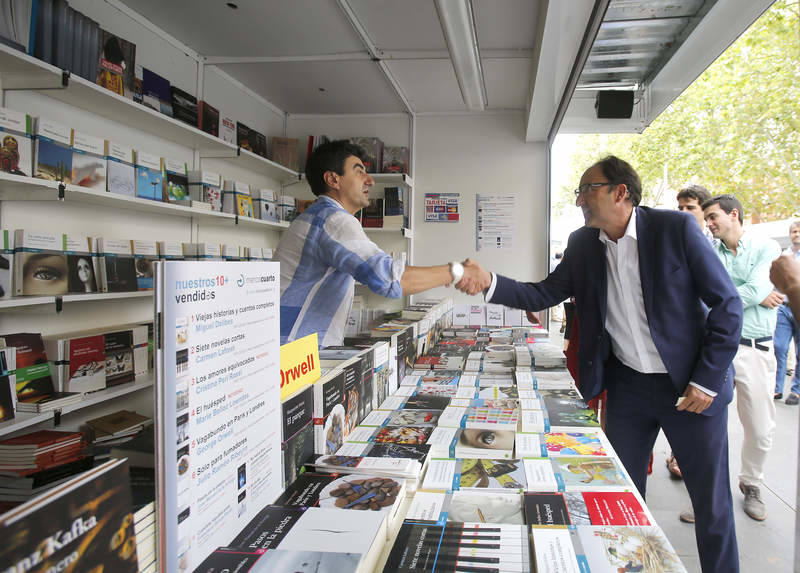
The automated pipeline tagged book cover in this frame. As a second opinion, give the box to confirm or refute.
[34,117,72,183]
[423,458,526,492]
[349,137,382,173]
[104,331,135,386]
[253,189,279,221]
[4,332,55,403]
[282,421,314,488]
[454,428,515,459]
[169,86,197,126]
[187,170,221,208]
[381,145,408,174]
[65,334,106,393]
[0,459,138,573]
[576,525,686,572]
[361,198,383,228]
[220,115,235,144]
[70,130,105,190]
[0,229,13,298]
[313,369,347,455]
[64,234,96,294]
[542,391,601,429]
[236,195,254,218]
[105,141,136,197]
[161,158,188,203]
[0,106,33,177]
[97,238,136,292]
[197,101,219,137]
[407,490,525,525]
[131,240,156,291]
[222,180,250,214]
[371,425,432,446]
[134,151,162,201]
[0,374,14,423]
[88,410,149,435]
[270,136,298,170]
[141,68,172,115]
[531,528,582,573]
[236,121,259,154]
[96,29,136,99]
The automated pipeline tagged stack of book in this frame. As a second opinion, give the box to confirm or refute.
[87,410,151,447]
[0,429,91,503]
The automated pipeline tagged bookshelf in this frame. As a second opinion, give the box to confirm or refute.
[0,376,154,438]
[0,291,153,313]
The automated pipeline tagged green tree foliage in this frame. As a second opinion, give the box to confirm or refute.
[559,0,800,221]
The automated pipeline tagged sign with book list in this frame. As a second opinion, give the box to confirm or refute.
[154,261,282,572]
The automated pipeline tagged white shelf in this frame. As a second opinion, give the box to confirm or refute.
[0,376,154,438]
[201,148,301,184]
[363,227,413,239]
[0,290,153,313]
[0,172,290,230]
[369,173,414,188]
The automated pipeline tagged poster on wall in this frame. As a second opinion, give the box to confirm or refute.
[154,261,282,573]
[476,194,515,250]
[425,193,460,222]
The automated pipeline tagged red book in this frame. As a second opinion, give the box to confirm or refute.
[0,430,82,452]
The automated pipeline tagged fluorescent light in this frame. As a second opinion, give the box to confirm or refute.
[435,0,487,110]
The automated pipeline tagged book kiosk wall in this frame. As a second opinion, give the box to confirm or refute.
[0,2,415,442]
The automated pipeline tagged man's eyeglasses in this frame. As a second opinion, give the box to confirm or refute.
[574,182,615,197]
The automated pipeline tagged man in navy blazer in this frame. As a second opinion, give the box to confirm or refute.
[456,156,742,573]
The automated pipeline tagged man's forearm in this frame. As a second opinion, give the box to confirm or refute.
[400,265,452,295]
[787,285,800,322]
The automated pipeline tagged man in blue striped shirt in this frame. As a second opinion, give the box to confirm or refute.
[278,140,472,347]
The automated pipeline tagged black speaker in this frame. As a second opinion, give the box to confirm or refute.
[595,91,634,119]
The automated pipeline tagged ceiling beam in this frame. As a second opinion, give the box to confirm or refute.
[205,53,371,65]
[336,0,415,115]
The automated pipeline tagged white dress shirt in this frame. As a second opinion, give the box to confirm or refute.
[487,208,715,396]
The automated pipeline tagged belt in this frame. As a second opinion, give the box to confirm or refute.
[740,336,772,351]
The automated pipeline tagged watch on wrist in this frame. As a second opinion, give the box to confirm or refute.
[449,261,464,283]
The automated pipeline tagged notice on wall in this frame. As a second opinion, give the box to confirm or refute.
[154,261,282,573]
[476,194,515,250]
[425,192,460,222]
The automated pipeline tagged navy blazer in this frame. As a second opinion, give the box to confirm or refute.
[491,206,742,414]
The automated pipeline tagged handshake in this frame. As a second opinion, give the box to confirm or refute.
[451,258,493,296]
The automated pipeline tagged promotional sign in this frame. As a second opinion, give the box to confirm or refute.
[154,261,281,573]
[425,193,460,222]
[280,333,320,400]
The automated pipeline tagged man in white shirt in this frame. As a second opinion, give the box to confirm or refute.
[456,156,743,573]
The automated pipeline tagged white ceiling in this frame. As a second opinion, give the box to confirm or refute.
[118,0,775,140]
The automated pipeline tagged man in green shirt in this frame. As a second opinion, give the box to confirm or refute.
[704,194,781,521]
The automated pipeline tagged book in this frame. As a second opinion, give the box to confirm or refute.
[237,194,254,218]
[131,240,156,291]
[187,170,221,210]
[104,329,138,386]
[12,230,85,296]
[574,525,687,572]
[253,189,279,221]
[88,410,150,436]
[157,241,184,261]
[3,333,56,403]
[141,68,172,115]
[220,114,235,144]
[407,490,525,525]
[44,333,106,393]
[105,141,136,197]
[33,116,72,182]
[161,158,189,203]
[0,106,33,177]
[383,186,404,229]
[197,101,219,136]
[541,390,601,430]
[0,230,12,299]
[274,472,404,516]
[222,180,250,214]
[169,86,197,126]
[270,136,298,170]
[278,194,296,221]
[523,456,630,491]
[381,145,408,173]
[524,491,650,527]
[134,151,162,201]
[515,431,610,458]
[422,458,527,492]
[428,427,516,460]
[385,520,531,572]
[0,459,138,573]
[94,238,137,292]
[349,137,382,173]
[67,129,106,191]
[15,390,81,412]
[361,198,383,228]
[236,121,267,156]
[96,29,136,99]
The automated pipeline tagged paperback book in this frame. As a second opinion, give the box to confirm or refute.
[70,130,106,190]
[236,122,267,157]
[13,230,92,296]
[349,137,382,173]
[44,333,106,393]
[134,151,162,201]
[96,30,136,98]
[523,456,630,491]
[161,158,188,203]
[270,136,299,170]
[422,458,527,492]
[407,490,525,525]
[187,170,222,210]
[0,106,33,177]
[515,431,610,458]
[0,230,12,299]
[105,140,136,197]
[169,86,197,126]
[524,491,650,527]
[381,145,408,174]
[34,116,72,182]
[222,180,250,214]
[253,188,279,221]
[131,240,156,291]
[141,68,172,116]
[196,100,219,136]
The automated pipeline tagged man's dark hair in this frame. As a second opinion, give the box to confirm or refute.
[676,184,711,205]
[590,155,642,206]
[702,194,744,225]
[305,140,368,197]
[554,252,563,260]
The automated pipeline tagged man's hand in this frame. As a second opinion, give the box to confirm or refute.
[760,290,783,309]
[525,311,540,325]
[676,385,714,414]
[770,255,800,293]
[455,259,492,296]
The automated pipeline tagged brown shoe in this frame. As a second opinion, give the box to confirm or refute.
[666,455,683,479]
[679,509,695,523]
